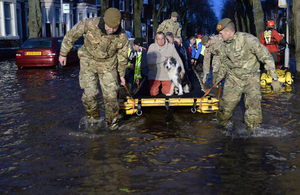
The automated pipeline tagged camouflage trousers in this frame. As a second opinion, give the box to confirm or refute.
[79,57,119,129]
[217,74,262,128]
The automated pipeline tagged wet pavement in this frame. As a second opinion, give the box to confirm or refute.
[1,58,300,194]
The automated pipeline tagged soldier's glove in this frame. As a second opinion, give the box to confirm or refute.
[271,80,281,93]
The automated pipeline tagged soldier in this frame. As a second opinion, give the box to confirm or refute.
[202,35,223,85]
[215,18,281,131]
[157,12,181,37]
[59,8,128,131]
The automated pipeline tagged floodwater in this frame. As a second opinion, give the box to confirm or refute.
[1,58,300,195]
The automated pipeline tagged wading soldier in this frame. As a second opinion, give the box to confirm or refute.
[157,12,181,37]
[59,8,128,131]
[215,18,281,131]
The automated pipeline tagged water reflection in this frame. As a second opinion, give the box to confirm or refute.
[16,68,58,100]
[76,134,132,194]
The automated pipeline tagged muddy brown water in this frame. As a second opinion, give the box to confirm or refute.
[1,59,300,194]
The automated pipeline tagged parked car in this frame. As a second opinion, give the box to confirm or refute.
[15,37,83,68]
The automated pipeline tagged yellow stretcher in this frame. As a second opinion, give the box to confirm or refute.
[119,68,219,116]
[120,96,219,115]
[261,69,293,86]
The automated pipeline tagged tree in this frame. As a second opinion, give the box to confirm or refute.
[293,0,300,77]
[167,0,217,39]
[133,0,144,38]
[27,0,42,38]
[100,0,109,16]
[150,0,168,33]
[252,0,264,38]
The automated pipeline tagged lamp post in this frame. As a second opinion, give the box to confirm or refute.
[60,0,64,36]
[284,1,289,68]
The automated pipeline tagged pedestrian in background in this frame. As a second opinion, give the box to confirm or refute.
[126,38,147,94]
[59,8,128,131]
[202,35,223,85]
[260,20,286,69]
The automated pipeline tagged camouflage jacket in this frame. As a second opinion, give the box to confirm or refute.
[218,32,277,85]
[203,35,223,75]
[157,19,181,37]
[60,17,129,77]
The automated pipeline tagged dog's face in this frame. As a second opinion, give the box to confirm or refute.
[164,57,177,71]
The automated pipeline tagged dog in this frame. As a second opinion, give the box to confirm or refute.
[164,57,191,96]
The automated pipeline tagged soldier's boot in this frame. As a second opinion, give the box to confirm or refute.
[246,122,260,135]
[108,117,119,131]
[79,107,108,132]
[216,111,233,129]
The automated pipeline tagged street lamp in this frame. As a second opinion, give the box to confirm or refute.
[60,0,63,36]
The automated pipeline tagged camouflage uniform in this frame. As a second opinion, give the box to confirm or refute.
[216,32,277,128]
[157,19,181,37]
[203,35,223,84]
[60,17,128,130]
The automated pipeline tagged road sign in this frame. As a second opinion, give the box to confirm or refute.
[63,4,70,14]
[278,0,287,8]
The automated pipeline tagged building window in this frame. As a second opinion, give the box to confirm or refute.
[96,0,100,6]
[142,23,146,38]
[129,0,133,14]
[4,2,13,35]
[119,0,124,11]
[55,8,60,23]
[121,19,125,29]
[55,8,60,36]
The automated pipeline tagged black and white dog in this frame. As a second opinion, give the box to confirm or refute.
[164,57,191,96]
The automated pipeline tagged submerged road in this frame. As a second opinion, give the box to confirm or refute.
[0,58,300,194]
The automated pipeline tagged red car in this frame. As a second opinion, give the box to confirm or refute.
[15,37,83,68]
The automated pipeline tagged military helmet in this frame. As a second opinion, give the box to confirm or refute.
[267,20,275,27]
[216,18,232,31]
[171,12,178,17]
[201,35,209,45]
[104,8,121,28]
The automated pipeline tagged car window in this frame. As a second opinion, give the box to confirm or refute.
[21,39,52,49]
[57,38,83,49]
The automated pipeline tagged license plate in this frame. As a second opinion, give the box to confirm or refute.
[26,52,41,55]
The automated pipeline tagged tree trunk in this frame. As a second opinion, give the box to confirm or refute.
[293,0,300,77]
[234,12,240,32]
[151,0,167,34]
[100,0,109,16]
[252,0,264,38]
[27,0,42,38]
[133,0,143,38]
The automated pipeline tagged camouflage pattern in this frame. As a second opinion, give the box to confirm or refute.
[157,19,181,37]
[60,17,129,130]
[216,32,278,128]
[79,57,120,129]
[203,35,223,77]
[60,17,129,77]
